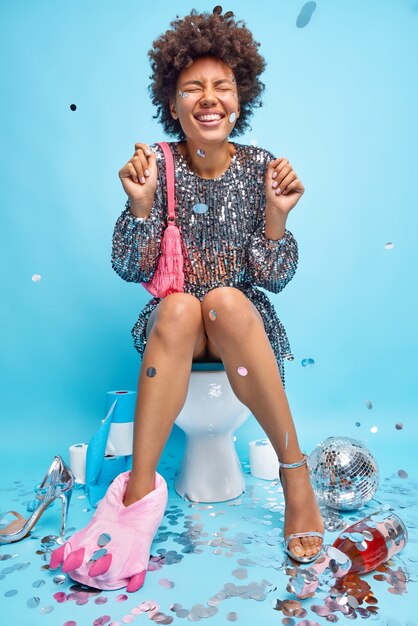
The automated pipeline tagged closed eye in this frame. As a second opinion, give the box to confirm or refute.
[186,87,231,92]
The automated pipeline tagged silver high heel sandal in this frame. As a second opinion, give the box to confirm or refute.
[0,455,74,544]
[279,452,324,564]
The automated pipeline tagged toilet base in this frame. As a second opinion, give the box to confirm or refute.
[174,433,245,503]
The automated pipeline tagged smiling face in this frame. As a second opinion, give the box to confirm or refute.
[170,55,240,144]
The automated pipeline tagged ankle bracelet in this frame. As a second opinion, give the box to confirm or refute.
[278,453,308,469]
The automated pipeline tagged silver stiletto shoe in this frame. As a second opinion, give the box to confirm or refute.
[279,452,325,564]
[0,455,74,544]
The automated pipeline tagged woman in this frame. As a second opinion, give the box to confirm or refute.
[51,6,324,592]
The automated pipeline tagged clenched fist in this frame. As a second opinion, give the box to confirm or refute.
[265,157,305,215]
[118,142,159,216]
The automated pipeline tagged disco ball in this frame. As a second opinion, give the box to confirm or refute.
[308,436,379,511]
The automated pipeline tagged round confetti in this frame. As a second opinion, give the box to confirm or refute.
[63,622,77,626]
[40,606,54,614]
[229,111,236,123]
[192,203,209,214]
[95,596,109,604]
[347,595,359,608]
[4,589,18,597]
[232,567,247,580]
[52,575,65,586]
[301,358,315,367]
[355,422,361,427]
[146,367,157,377]
[395,423,403,430]
[93,617,111,626]
[32,274,42,282]
[365,400,373,409]
[16,560,30,572]
[398,469,408,479]
[42,534,63,547]
[159,578,175,589]
[208,309,217,321]
[237,366,248,376]
[370,426,378,433]
[54,592,67,603]
[139,600,158,611]
[98,533,111,547]
[385,242,394,249]
[89,548,107,562]
[116,594,128,602]
[227,613,238,621]
[327,546,349,564]
[197,148,206,158]
[346,532,365,542]
[26,596,40,608]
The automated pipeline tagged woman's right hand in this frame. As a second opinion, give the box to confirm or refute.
[118,143,158,214]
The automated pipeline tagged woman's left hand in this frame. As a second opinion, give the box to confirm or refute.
[265,157,305,215]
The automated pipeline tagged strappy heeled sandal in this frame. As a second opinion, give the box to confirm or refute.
[279,452,324,564]
[0,455,74,544]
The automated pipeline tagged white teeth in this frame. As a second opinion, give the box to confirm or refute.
[195,114,223,121]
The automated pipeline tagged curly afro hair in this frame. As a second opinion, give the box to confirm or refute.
[147,6,267,140]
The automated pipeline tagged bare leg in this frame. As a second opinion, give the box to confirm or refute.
[202,287,324,559]
[123,293,206,506]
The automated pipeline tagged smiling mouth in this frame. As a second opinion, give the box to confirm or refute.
[193,114,225,126]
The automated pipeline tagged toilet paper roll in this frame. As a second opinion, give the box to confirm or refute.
[248,438,280,480]
[69,443,89,484]
[105,390,136,423]
[105,422,134,456]
[104,390,136,456]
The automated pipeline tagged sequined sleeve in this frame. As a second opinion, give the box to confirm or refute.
[111,148,166,283]
[246,149,299,293]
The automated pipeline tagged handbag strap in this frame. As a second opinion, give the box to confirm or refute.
[155,141,176,223]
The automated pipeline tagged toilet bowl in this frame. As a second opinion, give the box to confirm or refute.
[174,361,251,503]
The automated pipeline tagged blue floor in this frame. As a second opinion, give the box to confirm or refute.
[1,439,417,626]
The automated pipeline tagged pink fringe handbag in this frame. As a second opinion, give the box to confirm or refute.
[140,142,185,298]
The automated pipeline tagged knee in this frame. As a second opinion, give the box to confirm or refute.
[152,293,203,342]
[201,287,254,332]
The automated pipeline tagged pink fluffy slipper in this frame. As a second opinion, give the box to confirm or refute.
[49,471,168,591]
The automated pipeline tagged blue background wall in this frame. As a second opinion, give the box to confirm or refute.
[1,0,417,481]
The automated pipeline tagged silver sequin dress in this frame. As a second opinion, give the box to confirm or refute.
[111,141,299,388]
